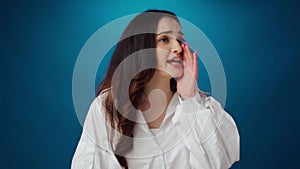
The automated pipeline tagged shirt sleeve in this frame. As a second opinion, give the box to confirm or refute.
[172,92,240,169]
[71,95,122,169]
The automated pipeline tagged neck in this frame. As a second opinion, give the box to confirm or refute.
[141,71,174,129]
[139,71,174,113]
[145,71,173,98]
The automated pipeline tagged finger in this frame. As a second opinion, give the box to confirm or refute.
[182,59,187,69]
[193,50,198,80]
[176,81,181,94]
[195,55,198,81]
[185,42,192,66]
[194,50,198,68]
[182,44,190,70]
[181,43,187,62]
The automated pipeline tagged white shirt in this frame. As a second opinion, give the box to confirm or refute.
[71,89,240,169]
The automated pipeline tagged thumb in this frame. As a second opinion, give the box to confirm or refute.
[176,83,181,95]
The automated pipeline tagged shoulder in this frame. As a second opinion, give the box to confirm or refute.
[78,88,116,157]
[92,88,111,108]
[91,87,119,128]
[97,87,111,101]
[84,88,111,123]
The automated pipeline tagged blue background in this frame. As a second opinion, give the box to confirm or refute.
[2,0,299,168]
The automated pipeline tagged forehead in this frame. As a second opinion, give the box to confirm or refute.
[156,16,182,34]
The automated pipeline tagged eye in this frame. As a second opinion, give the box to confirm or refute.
[158,36,169,43]
[177,38,185,45]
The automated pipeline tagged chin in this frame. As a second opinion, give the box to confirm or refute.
[171,71,183,79]
[156,69,183,79]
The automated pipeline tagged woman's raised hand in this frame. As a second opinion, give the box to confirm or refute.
[177,42,198,100]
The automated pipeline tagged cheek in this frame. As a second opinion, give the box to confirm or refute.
[156,47,169,58]
[156,49,167,65]
[155,56,165,68]
[156,48,165,56]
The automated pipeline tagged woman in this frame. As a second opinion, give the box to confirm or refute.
[71,9,240,169]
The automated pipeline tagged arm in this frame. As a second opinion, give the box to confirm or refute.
[172,92,240,169]
[175,42,239,168]
[71,94,122,169]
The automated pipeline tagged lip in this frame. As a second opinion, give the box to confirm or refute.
[166,55,183,68]
[167,60,183,69]
[167,55,183,62]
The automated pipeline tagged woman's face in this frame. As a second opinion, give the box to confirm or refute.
[155,16,185,79]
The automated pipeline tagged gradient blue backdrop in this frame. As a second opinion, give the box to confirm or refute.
[2,0,299,168]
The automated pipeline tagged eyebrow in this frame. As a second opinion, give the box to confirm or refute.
[157,30,184,36]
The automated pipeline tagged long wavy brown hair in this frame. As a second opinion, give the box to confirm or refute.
[97,9,180,168]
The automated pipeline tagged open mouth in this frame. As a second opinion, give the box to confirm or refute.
[166,59,183,68]
[167,59,183,64]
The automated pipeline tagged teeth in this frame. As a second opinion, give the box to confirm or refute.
[167,60,182,63]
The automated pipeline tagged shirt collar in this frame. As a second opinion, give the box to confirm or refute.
[134,92,179,136]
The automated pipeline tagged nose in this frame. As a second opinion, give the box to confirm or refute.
[170,39,182,54]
